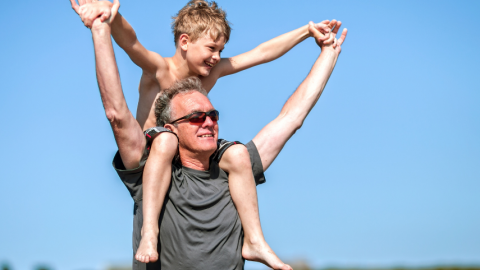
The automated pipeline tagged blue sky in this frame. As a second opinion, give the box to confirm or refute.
[1,0,479,269]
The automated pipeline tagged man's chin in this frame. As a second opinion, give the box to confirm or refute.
[196,137,217,152]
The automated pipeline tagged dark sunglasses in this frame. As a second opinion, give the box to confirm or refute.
[169,110,220,124]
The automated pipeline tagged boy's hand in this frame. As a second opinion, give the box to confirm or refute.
[309,20,347,55]
[308,20,332,44]
[70,0,119,29]
[309,20,331,41]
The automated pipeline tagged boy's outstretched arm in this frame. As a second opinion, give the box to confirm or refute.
[252,22,348,171]
[110,13,168,76]
[213,20,334,78]
[71,0,145,169]
[73,0,167,76]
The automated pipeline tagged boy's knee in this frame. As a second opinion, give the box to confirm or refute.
[150,132,178,155]
[224,144,251,168]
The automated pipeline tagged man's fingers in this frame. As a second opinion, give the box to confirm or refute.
[70,0,81,14]
[323,31,335,45]
[100,11,110,22]
[332,21,342,35]
[328,19,337,31]
[336,28,348,46]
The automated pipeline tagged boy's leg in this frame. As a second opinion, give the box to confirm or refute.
[136,132,178,263]
[219,145,292,270]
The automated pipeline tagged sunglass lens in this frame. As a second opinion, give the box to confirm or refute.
[208,111,219,122]
[189,112,206,123]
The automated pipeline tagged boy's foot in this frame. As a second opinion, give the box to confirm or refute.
[242,239,292,270]
[135,231,159,263]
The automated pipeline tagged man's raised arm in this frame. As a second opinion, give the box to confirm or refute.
[252,22,348,171]
[71,0,145,169]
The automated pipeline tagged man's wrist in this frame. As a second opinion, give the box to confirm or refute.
[91,23,111,36]
[319,47,338,59]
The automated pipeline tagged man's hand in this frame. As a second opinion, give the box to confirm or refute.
[70,0,120,29]
[309,19,348,55]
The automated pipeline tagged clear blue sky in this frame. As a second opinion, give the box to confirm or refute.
[1,0,479,269]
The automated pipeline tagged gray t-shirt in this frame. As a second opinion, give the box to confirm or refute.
[113,130,265,270]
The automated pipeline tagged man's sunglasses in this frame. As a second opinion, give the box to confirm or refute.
[169,110,220,124]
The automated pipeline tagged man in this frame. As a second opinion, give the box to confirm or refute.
[83,1,347,269]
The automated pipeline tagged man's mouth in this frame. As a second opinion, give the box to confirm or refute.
[199,134,213,138]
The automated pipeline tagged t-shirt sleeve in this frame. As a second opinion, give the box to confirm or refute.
[245,140,266,185]
[112,126,175,202]
[112,151,146,203]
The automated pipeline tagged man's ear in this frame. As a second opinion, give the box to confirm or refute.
[164,124,176,133]
[179,34,190,51]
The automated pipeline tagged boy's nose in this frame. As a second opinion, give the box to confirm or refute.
[212,52,220,61]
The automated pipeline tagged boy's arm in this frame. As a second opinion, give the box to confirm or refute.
[110,13,168,76]
[74,0,167,76]
[212,21,333,79]
[252,22,347,171]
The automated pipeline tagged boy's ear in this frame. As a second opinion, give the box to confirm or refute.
[179,34,190,51]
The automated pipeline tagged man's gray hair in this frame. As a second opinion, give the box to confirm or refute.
[155,77,208,127]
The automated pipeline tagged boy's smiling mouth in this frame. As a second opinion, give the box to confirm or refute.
[204,61,215,67]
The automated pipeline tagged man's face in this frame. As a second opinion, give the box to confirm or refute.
[185,33,225,77]
[169,91,218,157]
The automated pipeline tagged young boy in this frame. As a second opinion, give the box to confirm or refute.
[72,0,336,268]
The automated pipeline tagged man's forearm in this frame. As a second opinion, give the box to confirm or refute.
[252,48,338,171]
[92,24,145,169]
[280,48,337,123]
[92,25,128,119]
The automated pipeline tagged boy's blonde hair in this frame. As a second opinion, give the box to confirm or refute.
[172,0,231,47]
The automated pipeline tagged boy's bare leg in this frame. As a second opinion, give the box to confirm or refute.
[135,132,178,263]
[220,145,292,270]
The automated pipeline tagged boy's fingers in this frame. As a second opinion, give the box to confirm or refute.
[308,21,324,40]
[112,0,120,15]
[315,23,330,34]
[70,0,80,14]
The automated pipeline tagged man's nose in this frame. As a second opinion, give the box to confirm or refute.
[202,115,216,127]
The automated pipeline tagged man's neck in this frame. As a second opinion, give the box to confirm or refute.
[179,148,212,171]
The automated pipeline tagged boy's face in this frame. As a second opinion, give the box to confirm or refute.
[184,34,225,77]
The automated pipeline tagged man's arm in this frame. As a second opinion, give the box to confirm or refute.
[252,22,348,171]
[210,21,333,80]
[71,0,145,169]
